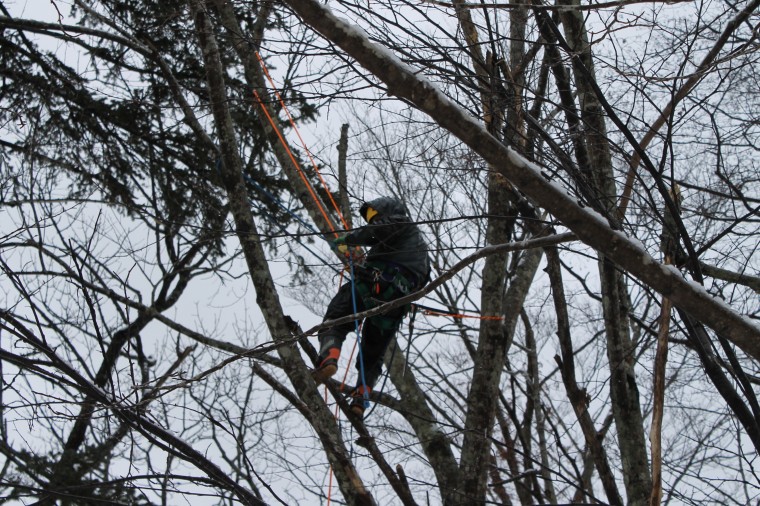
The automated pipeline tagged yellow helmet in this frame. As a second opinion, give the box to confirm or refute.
[360,202,378,222]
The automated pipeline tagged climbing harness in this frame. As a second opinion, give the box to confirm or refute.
[251,52,504,506]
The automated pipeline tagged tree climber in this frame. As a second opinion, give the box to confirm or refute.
[313,196,430,417]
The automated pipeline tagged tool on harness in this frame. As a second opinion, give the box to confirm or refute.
[358,263,415,301]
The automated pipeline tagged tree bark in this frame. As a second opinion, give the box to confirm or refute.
[599,258,652,505]
[546,247,623,506]
[280,0,760,362]
[211,0,340,237]
[188,2,374,504]
[649,297,671,506]
[384,338,459,498]
[337,123,353,228]
[451,1,515,503]
[557,3,653,501]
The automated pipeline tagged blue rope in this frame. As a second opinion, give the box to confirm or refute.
[235,168,340,272]
[217,157,346,273]
[219,157,371,408]
[348,257,370,409]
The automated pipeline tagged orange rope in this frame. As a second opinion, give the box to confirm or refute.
[327,467,334,506]
[423,309,504,320]
[322,335,359,505]
[252,89,339,238]
[255,52,350,231]
[254,55,367,506]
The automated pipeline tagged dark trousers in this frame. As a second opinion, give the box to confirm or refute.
[318,275,409,389]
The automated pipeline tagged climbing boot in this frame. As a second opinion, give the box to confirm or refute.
[312,348,340,385]
[349,385,371,418]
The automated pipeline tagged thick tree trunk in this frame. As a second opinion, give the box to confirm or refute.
[384,339,459,496]
[284,0,760,358]
[455,182,512,504]
[557,2,652,502]
[599,258,652,505]
[189,2,375,504]
[457,245,543,504]
[449,2,513,503]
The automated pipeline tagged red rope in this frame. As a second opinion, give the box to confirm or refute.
[423,309,504,321]
[252,89,339,238]
[255,52,350,231]
[254,53,372,506]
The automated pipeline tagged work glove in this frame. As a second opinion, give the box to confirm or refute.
[332,235,361,261]
[333,235,349,255]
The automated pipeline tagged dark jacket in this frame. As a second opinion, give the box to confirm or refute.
[343,197,430,284]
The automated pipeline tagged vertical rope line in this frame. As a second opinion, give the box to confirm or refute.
[348,258,369,403]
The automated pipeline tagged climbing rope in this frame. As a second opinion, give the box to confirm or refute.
[348,257,370,407]
[242,173,340,272]
[243,173,319,234]
[252,56,363,506]
[251,52,506,505]
[253,88,341,240]
[254,52,350,233]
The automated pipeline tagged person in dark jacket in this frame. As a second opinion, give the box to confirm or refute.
[314,196,430,417]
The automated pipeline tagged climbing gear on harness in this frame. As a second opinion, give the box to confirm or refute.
[355,262,416,298]
[313,347,340,385]
[349,385,371,417]
[323,262,416,334]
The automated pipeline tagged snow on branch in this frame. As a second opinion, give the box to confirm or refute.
[283,0,760,361]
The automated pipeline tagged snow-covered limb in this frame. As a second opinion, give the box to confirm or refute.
[283,0,760,361]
